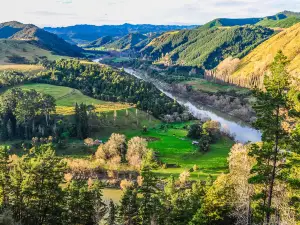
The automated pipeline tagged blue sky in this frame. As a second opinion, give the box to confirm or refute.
[0,0,299,27]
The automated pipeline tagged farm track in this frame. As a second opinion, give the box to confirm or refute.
[55,88,76,101]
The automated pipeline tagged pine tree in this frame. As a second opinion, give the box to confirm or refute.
[0,146,10,208]
[119,187,139,225]
[138,166,158,225]
[106,199,116,225]
[249,51,293,224]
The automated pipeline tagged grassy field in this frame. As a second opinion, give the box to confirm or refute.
[0,64,44,73]
[127,122,234,179]
[181,78,248,94]
[11,84,132,115]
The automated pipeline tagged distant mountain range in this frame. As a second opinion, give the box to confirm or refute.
[0,21,82,59]
[44,23,197,45]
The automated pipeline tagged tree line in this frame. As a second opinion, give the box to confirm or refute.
[37,59,184,118]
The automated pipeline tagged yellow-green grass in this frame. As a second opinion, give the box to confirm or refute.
[0,64,44,73]
[0,39,64,65]
[232,23,300,79]
[14,84,132,114]
[182,78,248,94]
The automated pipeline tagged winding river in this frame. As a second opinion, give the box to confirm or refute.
[124,68,261,143]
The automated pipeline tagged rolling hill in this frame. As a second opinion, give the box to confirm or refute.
[103,33,149,51]
[83,36,114,49]
[224,23,300,88]
[0,21,83,58]
[256,11,300,28]
[44,23,196,45]
[141,25,274,69]
[0,39,62,64]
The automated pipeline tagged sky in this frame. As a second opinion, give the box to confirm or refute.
[0,0,300,27]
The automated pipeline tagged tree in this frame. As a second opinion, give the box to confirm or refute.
[106,199,117,225]
[249,51,294,224]
[119,187,139,225]
[126,137,148,170]
[138,166,159,225]
[0,146,10,208]
[63,179,106,225]
[187,123,203,139]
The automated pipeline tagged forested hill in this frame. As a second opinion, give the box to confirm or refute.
[0,21,83,57]
[38,59,184,118]
[101,33,150,51]
[141,25,274,69]
[83,35,114,48]
[256,11,300,28]
[44,23,196,45]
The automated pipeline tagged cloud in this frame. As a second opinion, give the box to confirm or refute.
[57,0,73,4]
[28,11,76,17]
[0,0,299,26]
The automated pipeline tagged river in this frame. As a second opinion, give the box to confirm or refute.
[124,68,261,143]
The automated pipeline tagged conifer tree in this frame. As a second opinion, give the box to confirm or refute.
[119,187,139,225]
[249,51,294,224]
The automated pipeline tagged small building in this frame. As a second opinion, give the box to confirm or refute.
[192,141,199,145]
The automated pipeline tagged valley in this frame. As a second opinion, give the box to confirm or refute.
[0,6,299,225]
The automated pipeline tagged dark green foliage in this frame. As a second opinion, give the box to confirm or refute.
[248,51,298,223]
[38,59,183,118]
[141,25,274,69]
[199,133,211,153]
[104,33,148,51]
[119,187,139,225]
[75,103,89,139]
[187,123,203,139]
[63,180,106,225]
[84,35,114,48]
[256,11,300,28]
[138,166,159,225]
[0,88,56,141]
[0,144,106,225]
[106,200,117,225]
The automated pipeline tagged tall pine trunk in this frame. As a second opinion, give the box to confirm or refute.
[266,106,280,224]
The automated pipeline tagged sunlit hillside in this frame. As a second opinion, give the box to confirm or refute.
[229,22,300,87]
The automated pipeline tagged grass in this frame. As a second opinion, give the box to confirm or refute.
[233,23,300,80]
[8,83,132,115]
[181,78,248,94]
[0,64,44,72]
[0,39,63,65]
[123,122,234,180]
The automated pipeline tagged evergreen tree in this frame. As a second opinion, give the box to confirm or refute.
[0,146,10,208]
[119,187,139,225]
[106,199,116,225]
[138,166,158,225]
[249,51,294,224]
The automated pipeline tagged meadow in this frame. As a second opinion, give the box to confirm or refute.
[2,83,234,180]
[181,78,248,94]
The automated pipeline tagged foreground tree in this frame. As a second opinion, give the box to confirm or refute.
[249,51,297,224]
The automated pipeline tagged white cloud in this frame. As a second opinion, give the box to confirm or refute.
[0,0,299,27]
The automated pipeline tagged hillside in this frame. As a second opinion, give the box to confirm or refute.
[203,17,262,28]
[0,39,61,64]
[0,21,83,57]
[103,33,149,51]
[83,36,114,48]
[256,11,300,28]
[141,25,274,69]
[226,23,300,87]
[44,23,196,45]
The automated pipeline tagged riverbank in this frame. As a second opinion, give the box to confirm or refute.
[124,68,261,143]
